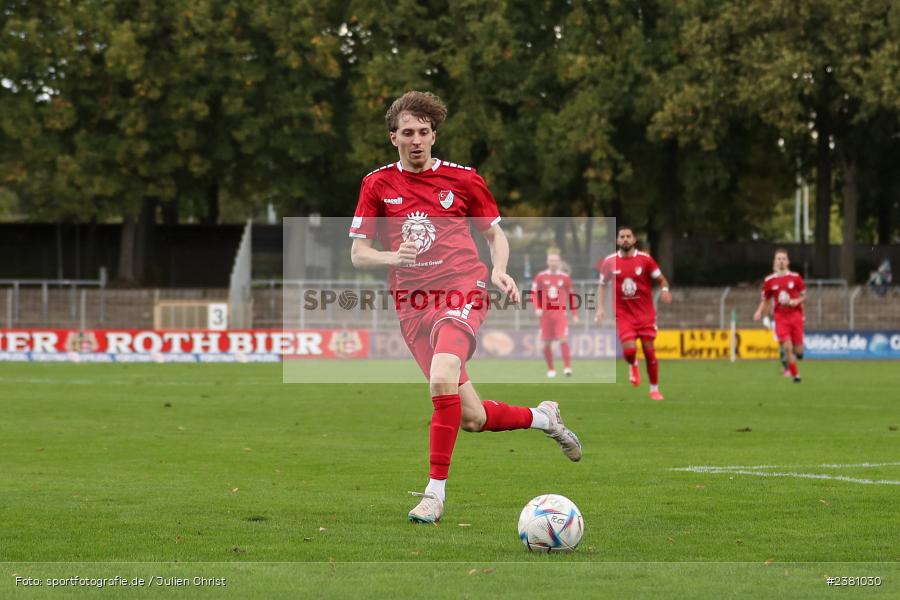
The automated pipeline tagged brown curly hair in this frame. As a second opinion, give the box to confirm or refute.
[385,91,448,132]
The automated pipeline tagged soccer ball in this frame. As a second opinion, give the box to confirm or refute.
[517,494,584,552]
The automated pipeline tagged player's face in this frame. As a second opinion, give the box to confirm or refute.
[774,252,789,272]
[547,255,561,271]
[616,229,635,251]
[390,112,435,172]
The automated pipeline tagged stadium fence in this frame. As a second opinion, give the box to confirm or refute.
[2,279,898,331]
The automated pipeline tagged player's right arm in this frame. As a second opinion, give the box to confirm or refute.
[351,237,418,269]
[594,259,609,324]
[594,281,607,324]
[753,283,770,321]
[348,173,418,269]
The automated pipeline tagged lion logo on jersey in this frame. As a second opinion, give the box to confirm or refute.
[621,277,637,297]
[401,211,436,254]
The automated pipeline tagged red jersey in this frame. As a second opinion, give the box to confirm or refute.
[762,271,805,319]
[596,250,662,324]
[531,270,574,313]
[349,159,501,295]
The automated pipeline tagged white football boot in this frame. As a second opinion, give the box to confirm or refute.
[536,400,582,462]
[407,491,444,524]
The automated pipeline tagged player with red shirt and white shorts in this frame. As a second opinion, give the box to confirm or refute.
[594,226,672,401]
[754,248,806,382]
[531,251,578,378]
[349,91,582,524]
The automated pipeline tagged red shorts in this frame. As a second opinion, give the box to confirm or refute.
[774,314,804,346]
[539,311,569,341]
[617,318,657,343]
[399,286,489,383]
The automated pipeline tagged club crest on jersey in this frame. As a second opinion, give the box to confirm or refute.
[621,277,637,297]
[788,281,794,289]
[635,266,643,276]
[438,190,455,209]
[401,211,436,254]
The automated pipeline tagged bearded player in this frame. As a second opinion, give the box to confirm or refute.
[594,226,672,401]
[753,248,805,382]
[349,91,582,524]
[531,250,578,378]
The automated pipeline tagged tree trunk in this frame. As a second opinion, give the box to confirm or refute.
[877,194,892,245]
[656,141,678,282]
[133,198,157,284]
[85,216,97,278]
[813,107,832,278]
[117,214,137,284]
[205,181,219,225]
[162,198,179,225]
[55,221,64,279]
[839,155,858,284]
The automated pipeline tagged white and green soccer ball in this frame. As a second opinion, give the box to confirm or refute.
[517,494,584,553]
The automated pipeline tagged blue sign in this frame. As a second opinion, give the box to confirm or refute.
[805,331,900,359]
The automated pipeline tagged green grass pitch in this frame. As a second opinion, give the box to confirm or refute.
[1,360,898,598]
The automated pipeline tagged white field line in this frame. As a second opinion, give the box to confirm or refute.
[675,462,900,471]
[672,463,900,486]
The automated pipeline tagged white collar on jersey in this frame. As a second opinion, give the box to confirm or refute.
[395,158,442,172]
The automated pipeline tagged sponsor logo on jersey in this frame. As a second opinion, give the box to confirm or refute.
[383,196,403,205]
[438,190,455,209]
[622,277,637,297]
[778,290,791,305]
[401,211,436,254]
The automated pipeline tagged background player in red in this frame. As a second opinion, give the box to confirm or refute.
[753,248,806,382]
[531,250,578,378]
[594,226,672,401]
[349,91,582,524]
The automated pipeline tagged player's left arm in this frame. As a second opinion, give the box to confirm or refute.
[481,224,520,303]
[789,290,806,307]
[654,273,672,304]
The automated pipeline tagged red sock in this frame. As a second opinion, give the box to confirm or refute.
[429,394,461,480]
[481,400,533,431]
[644,345,659,385]
[561,342,571,369]
[623,346,637,366]
[543,343,554,370]
[788,361,798,377]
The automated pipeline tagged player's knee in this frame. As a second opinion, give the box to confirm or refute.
[460,408,486,432]
[429,355,461,395]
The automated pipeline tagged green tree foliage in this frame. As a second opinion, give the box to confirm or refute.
[1,0,898,283]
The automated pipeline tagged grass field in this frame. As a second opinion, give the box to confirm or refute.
[2,360,899,598]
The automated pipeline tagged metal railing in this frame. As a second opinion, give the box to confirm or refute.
[2,279,898,331]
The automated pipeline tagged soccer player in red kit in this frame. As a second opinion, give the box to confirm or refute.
[753,248,806,382]
[594,226,672,401]
[532,251,578,378]
[349,91,582,524]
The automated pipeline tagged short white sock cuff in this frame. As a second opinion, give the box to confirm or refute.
[425,478,446,502]
[650,384,659,392]
[530,407,550,431]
